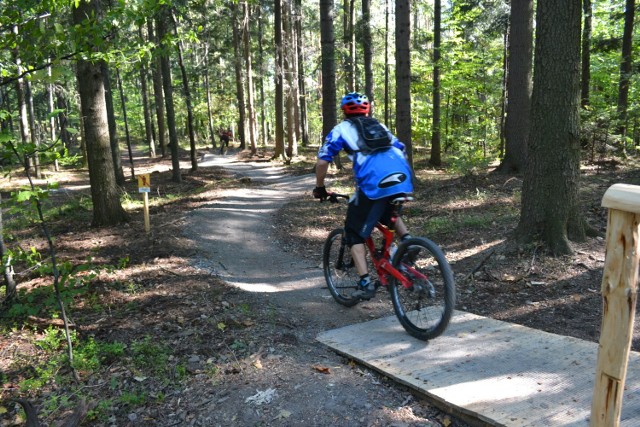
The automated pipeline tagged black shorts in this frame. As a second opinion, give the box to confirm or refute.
[344,190,397,246]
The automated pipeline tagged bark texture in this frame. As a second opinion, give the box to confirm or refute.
[73,0,128,226]
[498,0,533,173]
[515,0,584,255]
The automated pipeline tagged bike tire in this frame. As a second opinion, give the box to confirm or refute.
[323,228,361,307]
[389,237,456,341]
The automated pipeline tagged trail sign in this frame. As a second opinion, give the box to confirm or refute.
[137,174,151,193]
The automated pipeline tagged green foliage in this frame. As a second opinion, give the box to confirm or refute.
[237,302,251,315]
[56,151,84,168]
[119,390,147,407]
[3,254,128,319]
[72,337,126,372]
[36,326,69,352]
[422,207,517,237]
[41,394,73,419]
[447,144,495,176]
[19,358,61,392]
[130,336,171,376]
[86,399,114,423]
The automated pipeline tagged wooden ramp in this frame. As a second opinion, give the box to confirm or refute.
[316,310,640,426]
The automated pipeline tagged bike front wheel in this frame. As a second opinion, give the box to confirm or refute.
[323,228,360,307]
[389,237,456,341]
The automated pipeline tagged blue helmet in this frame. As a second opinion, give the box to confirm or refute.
[340,92,370,115]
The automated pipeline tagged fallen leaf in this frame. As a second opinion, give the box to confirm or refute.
[277,409,292,419]
[312,365,331,374]
[253,359,263,369]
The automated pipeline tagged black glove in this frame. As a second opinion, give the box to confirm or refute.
[313,186,329,201]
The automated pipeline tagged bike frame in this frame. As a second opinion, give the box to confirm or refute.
[364,216,428,289]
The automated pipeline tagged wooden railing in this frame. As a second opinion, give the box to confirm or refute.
[591,183,640,426]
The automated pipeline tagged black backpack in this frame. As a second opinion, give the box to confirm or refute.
[347,116,392,155]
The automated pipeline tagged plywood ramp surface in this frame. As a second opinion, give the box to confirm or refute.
[316,310,640,426]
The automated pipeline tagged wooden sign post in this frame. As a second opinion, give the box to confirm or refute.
[591,183,640,426]
[137,174,151,233]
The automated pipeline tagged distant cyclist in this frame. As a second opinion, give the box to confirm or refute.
[313,92,415,300]
[218,128,231,155]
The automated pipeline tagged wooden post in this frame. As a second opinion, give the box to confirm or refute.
[590,183,640,426]
[143,191,150,233]
[137,174,151,233]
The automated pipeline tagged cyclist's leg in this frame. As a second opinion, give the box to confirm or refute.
[378,199,418,263]
[345,192,389,299]
[344,192,388,274]
[350,243,368,276]
[394,217,409,238]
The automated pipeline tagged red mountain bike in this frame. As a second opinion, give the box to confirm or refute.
[322,193,455,341]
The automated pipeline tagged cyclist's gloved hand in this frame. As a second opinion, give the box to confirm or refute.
[313,186,329,201]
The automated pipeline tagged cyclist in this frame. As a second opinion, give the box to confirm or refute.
[218,128,231,154]
[313,92,415,301]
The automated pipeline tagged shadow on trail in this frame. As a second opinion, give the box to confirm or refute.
[183,152,396,330]
[184,153,319,292]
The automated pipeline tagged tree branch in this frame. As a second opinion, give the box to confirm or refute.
[0,52,80,87]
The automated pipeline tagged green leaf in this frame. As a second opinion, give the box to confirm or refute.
[16,191,34,203]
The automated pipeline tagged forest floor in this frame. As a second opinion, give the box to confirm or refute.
[1,144,639,427]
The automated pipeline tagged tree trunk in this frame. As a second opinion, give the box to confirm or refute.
[47,64,60,171]
[257,6,268,146]
[497,0,533,173]
[232,3,247,151]
[295,0,309,147]
[274,0,286,158]
[204,42,217,150]
[25,80,41,179]
[348,0,356,91]
[499,30,508,158]
[148,19,168,158]
[73,0,128,226]
[138,47,156,158]
[171,12,198,171]
[428,0,441,167]
[396,0,413,167]
[616,0,635,140]
[157,4,182,182]
[0,193,16,302]
[12,26,33,174]
[101,63,126,186]
[320,0,337,139]
[362,0,374,106]
[243,2,258,155]
[581,0,592,107]
[116,69,135,180]
[55,91,71,147]
[384,0,390,126]
[289,0,302,150]
[284,1,298,158]
[515,0,584,255]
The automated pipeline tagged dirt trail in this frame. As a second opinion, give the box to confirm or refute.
[178,152,470,427]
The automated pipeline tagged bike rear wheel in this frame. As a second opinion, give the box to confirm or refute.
[323,228,360,307]
[389,237,456,340]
